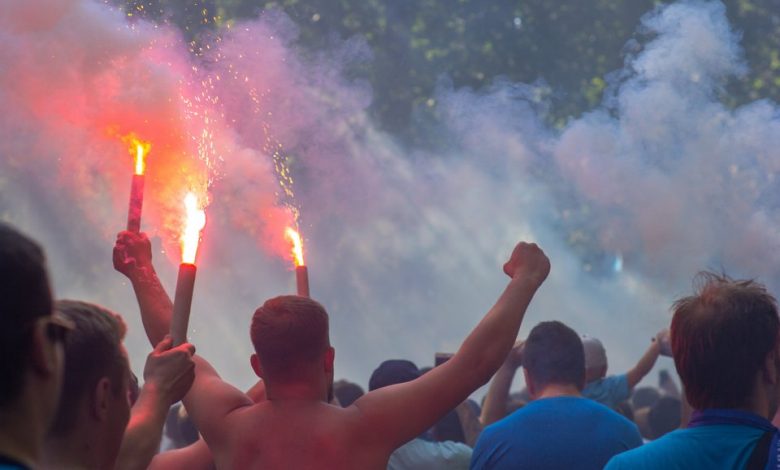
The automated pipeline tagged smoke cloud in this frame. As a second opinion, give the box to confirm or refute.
[1,0,777,393]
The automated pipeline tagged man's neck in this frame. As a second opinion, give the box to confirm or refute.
[265,380,327,402]
[535,383,582,400]
[41,433,94,470]
[0,395,46,469]
[42,427,97,470]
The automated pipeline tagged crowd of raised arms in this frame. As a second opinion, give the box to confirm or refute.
[2,220,779,470]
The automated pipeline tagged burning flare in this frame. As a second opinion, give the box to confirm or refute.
[181,193,206,264]
[122,133,151,175]
[285,227,305,267]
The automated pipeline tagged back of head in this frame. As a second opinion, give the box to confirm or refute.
[631,386,661,410]
[368,359,420,391]
[523,321,586,391]
[581,335,607,379]
[48,300,128,436]
[250,296,330,381]
[647,396,681,439]
[672,272,779,410]
[0,222,53,406]
[333,380,364,407]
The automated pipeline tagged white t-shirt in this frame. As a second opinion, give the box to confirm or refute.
[388,438,472,470]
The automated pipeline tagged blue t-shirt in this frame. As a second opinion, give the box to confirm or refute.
[471,396,642,470]
[605,424,766,470]
[583,374,630,408]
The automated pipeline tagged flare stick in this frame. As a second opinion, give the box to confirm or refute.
[126,174,144,232]
[296,265,310,298]
[171,263,197,345]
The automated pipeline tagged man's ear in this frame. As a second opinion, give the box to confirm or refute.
[250,353,264,379]
[324,347,335,374]
[92,377,112,422]
[523,368,536,399]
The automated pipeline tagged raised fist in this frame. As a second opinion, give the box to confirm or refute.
[113,231,153,278]
[503,242,550,287]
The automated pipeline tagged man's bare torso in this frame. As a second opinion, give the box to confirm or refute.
[211,399,391,470]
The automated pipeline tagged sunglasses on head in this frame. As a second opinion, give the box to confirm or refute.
[44,312,75,342]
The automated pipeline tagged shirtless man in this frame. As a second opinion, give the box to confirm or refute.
[113,231,550,469]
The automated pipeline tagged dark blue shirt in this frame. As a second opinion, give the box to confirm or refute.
[471,396,642,470]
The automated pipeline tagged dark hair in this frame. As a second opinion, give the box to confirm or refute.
[614,401,635,422]
[523,321,585,390]
[672,272,779,410]
[333,380,364,407]
[165,403,199,448]
[250,296,330,381]
[0,222,53,406]
[632,386,661,410]
[433,409,466,443]
[48,300,128,436]
[368,359,420,391]
[648,396,681,439]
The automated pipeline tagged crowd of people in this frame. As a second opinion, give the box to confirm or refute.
[1,220,779,469]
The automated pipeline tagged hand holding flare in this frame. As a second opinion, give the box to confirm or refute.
[171,193,206,346]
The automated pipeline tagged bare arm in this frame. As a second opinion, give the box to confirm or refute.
[147,380,264,470]
[625,329,668,389]
[352,242,549,452]
[113,232,253,448]
[480,342,523,427]
[147,439,215,470]
[113,232,175,344]
[116,337,196,470]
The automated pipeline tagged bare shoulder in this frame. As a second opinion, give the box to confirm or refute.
[212,401,386,469]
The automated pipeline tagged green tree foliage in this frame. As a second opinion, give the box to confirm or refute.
[121,0,780,142]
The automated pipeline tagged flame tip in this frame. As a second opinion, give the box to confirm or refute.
[285,227,305,267]
[181,192,207,264]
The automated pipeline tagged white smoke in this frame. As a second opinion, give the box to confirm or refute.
[1,0,776,395]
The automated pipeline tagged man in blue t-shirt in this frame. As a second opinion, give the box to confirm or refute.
[471,321,642,470]
[606,272,780,470]
[581,329,670,409]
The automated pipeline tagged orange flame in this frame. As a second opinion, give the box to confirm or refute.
[122,133,151,175]
[181,193,206,264]
[285,227,305,267]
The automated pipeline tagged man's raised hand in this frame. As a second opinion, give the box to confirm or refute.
[113,231,153,278]
[503,242,550,287]
[504,340,525,370]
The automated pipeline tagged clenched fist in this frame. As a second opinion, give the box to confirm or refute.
[503,242,550,288]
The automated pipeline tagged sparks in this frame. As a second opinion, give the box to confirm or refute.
[285,227,305,267]
[181,193,206,264]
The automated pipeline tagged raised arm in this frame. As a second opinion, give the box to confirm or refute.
[352,242,549,452]
[147,380,265,470]
[117,336,196,470]
[626,328,669,389]
[113,231,174,345]
[480,341,524,427]
[113,232,253,448]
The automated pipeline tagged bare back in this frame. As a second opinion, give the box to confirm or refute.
[212,401,391,470]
